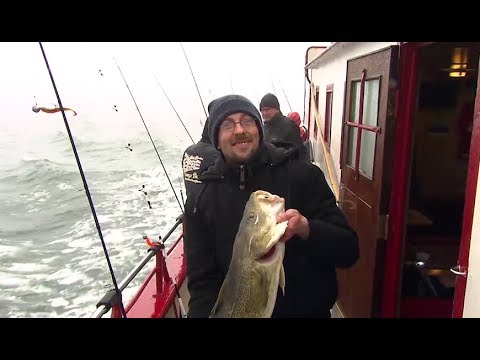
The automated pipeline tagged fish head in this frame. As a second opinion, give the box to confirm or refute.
[237,190,288,264]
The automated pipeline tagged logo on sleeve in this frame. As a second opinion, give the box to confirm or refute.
[183,153,204,184]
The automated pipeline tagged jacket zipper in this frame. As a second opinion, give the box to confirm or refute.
[239,164,245,190]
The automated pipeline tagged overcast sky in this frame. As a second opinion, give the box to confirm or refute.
[0,42,330,141]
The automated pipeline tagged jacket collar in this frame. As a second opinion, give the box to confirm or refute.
[265,111,284,126]
[199,142,292,181]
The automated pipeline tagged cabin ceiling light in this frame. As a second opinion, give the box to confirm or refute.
[449,47,468,78]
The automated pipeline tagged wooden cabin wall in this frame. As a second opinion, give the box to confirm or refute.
[308,42,396,181]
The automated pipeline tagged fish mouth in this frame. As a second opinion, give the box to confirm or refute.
[253,193,287,264]
[256,239,285,264]
[256,244,278,263]
[270,197,285,218]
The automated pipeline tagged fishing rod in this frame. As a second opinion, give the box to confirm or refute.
[179,43,208,119]
[280,83,293,113]
[38,42,127,318]
[139,186,187,318]
[270,74,277,96]
[114,59,190,316]
[230,77,235,95]
[121,136,188,318]
[178,177,185,206]
[152,73,195,144]
[113,57,184,213]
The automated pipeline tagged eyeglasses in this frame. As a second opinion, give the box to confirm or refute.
[219,118,256,132]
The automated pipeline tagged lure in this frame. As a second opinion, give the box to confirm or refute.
[32,105,77,116]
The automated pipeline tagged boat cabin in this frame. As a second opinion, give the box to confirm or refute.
[304,42,480,317]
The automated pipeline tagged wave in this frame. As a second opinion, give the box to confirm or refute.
[0,158,77,185]
[0,128,188,317]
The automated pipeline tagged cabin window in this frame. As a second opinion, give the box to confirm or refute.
[346,78,380,179]
[314,86,319,139]
[324,84,334,149]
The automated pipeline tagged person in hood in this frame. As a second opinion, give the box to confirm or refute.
[260,93,307,161]
[181,101,219,200]
[183,94,359,318]
[287,111,308,142]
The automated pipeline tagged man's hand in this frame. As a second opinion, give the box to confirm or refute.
[276,209,310,243]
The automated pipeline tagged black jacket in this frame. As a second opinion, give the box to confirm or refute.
[183,143,359,318]
[264,112,308,162]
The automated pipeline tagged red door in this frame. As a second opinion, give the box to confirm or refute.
[338,46,399,317]
[451,60,480,317]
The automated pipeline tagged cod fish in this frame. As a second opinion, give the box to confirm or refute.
[209,190,288,318]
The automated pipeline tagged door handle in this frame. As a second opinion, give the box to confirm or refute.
[450,265,467,277]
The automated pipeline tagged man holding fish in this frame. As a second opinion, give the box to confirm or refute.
[183,94,359,318]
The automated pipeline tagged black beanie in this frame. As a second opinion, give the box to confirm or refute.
[208,94,264,149]
[259,93,280,110]
[207,99,215,113]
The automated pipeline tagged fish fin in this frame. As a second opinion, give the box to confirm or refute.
[209,301,220,317]
[209,292,223,317]
[279,265,285,295]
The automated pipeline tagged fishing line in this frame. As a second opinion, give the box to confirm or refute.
[179,43,208,119]
[152,73,195,144]
[38,42,127,318]
[113,57,184,213]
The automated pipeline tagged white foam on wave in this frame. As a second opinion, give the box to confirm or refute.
[46,267,90,285]
[31,284,53,294]
[9,263,51,274]
[57,272,88,285]
[97,213,116,225]
[66,237,96,249]
[57,182,75,190]
[61,248,78,254]
[0,293,17,302]
[0,273,31,287]
[66,219,94,239]
[50,297,69,308]
[32,190,50,199]
[0,244,22,257]
[46,237,71,246]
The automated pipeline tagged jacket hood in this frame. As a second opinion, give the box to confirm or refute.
[200,118,211,144]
